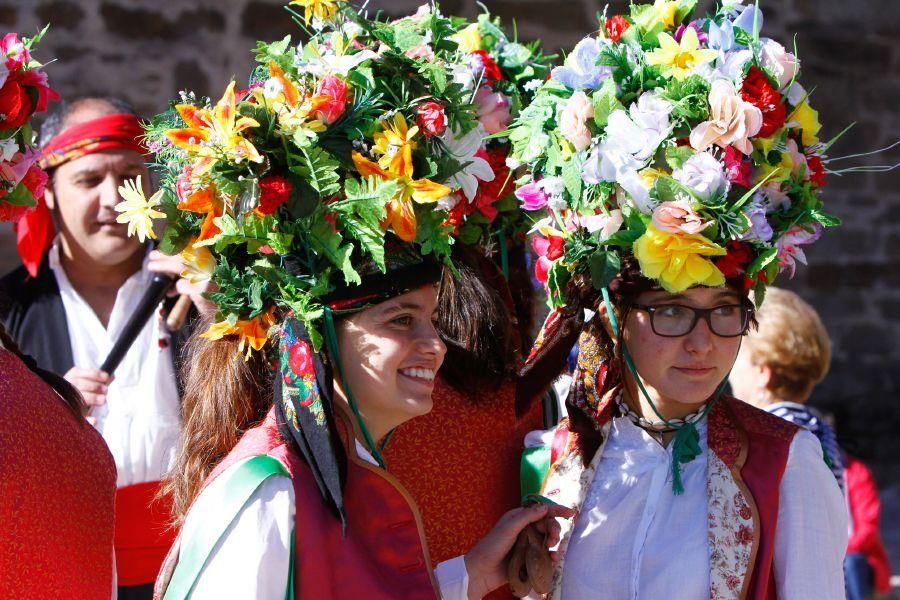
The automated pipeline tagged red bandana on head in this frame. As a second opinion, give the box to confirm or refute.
[15,113,146,277]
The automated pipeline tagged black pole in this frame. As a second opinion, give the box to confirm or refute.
[99,274,175,374]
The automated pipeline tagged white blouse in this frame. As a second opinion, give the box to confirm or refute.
[560,415,848,599]
[181,441,469,599]
[49,243,181,488]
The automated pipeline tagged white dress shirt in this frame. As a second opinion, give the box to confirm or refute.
[49,243,181,488]
[182,441,469,599]
[561,415,847,599]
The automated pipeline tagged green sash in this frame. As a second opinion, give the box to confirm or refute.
[164,455,292,600]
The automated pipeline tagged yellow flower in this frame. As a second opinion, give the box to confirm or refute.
[640,167,668,189]
[788,100,822,146]
[289,0,338,25]
[453,23,482,53]
[166,81,262,177]
[633,224,727,293]
[646,29,718,81]
[635,0,680,31]
[202,308,277,359]
[372,113,419,176]
[114,176,165,243]
[180,241,216,284]
[352,151,451,242]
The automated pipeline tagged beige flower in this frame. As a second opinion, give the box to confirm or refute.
[651,199,712,235]
[559,91,595,152]
[689,80,762,155]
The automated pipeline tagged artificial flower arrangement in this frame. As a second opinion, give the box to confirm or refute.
[507,0,841,306]
[0,27,59,222]
[127,0,547,352]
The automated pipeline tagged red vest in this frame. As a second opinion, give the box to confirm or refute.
[114,481,177,586]
[0,348,117,599]
[163,407,438,599]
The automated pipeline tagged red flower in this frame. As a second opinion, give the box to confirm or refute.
[472,147,512,221]
[314,75,349,124]
[0,72,33,129]
[0,201,29,223]
[20,68,59,114]
[416,101,447,138]
[257,175,293,215]
[715,240,753,279]
[21,164,48,200]
[288,340,313,376]
[532,234,565,283]
[741,66,786,138]
[723,146,753,188]
[471,50,502,82]
[806,154,827,187]
[735,525,754,545]
[606,15,631,42]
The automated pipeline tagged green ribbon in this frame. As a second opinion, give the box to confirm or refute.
[324,306,387,469]
[498,228,510,281]
[601,288,726,495]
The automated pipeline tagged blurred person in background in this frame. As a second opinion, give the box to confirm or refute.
[0,96,211,600]
[729,286,893,599]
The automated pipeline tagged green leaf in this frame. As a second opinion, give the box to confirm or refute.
[198,214,293,254]
[745,246,778,278]
[415,207,454,259]
[810,210,842,228]
[0,181,38,207]
[546,261,570,308]
[328,177,396,270]
[589,250,621,290]
[458,223,483,245]
[307,213,360,286]
[664,145,695,170]
[592,77,623,129]
[561,157,583,204]
[291,146,341,196]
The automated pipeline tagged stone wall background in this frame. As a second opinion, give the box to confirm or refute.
[4,0,900,570]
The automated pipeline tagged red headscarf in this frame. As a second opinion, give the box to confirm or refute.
[16,113,145,277]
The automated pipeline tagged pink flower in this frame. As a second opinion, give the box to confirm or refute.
[777,224,822,277]
[475,87,510,135]
[690,79,762,156]
[314,75,349,124]
[1,33,30,72]
[723,146,752,187]
[532,234,565,283]
[20,68,59,113]
[515,180,549,211]
[559,91,595,151]
[567,209,624,239]
[416,100,447,138]
[0,146,41,189]
[651,199,712,235]
[405,44,435,61]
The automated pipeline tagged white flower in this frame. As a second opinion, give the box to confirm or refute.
[570,209,624,238]
[785,82,807,107]
[581,92,673,212]
[759,38,799,89]
[673,151,729,201]
[437,194,461,211]
[0,63,8,89]
[0,138,18,163]
[441,125,495,202]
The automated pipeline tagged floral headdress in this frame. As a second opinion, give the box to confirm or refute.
[509,0,840,308]
[127,1,542,521]
[509,0,844,494]
[0,28,59,234]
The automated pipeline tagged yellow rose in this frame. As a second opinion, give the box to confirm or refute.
[453,23,482,54]
[633,224,727,293]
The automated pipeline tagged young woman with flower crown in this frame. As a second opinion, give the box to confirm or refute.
[506,2,852,597]
[123,3,571,599]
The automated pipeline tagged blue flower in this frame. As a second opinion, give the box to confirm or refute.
[551,38,612,91]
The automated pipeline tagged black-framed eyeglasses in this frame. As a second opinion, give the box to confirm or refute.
[631,303,754,338]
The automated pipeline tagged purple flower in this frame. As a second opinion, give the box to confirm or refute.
[515,180,550,210]
[550,37,612,91]
[674,21,708,46]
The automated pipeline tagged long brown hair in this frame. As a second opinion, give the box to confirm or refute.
[163,328,272,524]
[0,323,85,420]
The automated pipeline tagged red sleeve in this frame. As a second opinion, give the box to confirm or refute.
[845,457,893,593]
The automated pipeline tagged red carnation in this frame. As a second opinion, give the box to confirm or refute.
[472,147,513,221]
[21,164,48,200]
[471,50,502,83]
[741,66,786,138]
[257,175,293,215]
[606,15,631,42]
[806,155,827,187]
[715,240,753,279]
[723,146,753,188]
[0,72,33,129]
[416,101,447,138]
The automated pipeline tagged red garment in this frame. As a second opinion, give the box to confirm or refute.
[0,348,117,599]
[385,377,544,600]
[845,456,893,594]
[157,406,438,599]
[114,481,177,586]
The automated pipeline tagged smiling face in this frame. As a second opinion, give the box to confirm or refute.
[46,148,149,267]
[334,285,447,442]
[622,286,745,410]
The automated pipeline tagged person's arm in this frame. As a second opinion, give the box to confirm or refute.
[187,475,295,598]
[773,430,848,599]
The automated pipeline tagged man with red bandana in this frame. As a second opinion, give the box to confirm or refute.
[0,97,212,600]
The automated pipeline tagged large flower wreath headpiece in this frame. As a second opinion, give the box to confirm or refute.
[126,0,542,523]
[509,0,846,494]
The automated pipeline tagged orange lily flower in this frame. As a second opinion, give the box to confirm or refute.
[372,112,419,176]
[201,308,277,359]
[178,184,223,241]
[352,151,451,242]
[166,81,262,176]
